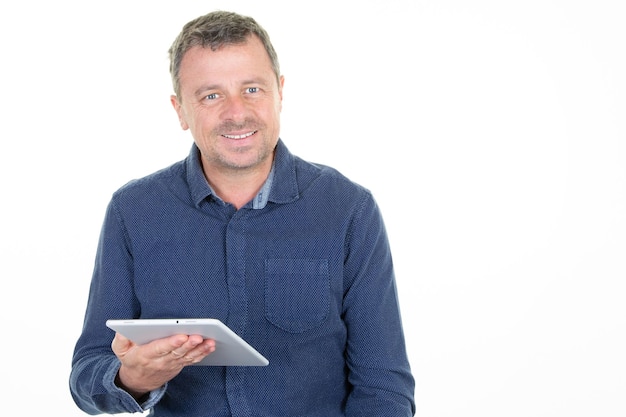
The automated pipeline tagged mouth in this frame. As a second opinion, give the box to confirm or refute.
[222,130,257,139]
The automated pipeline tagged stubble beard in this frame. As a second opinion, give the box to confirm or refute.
[215,118,277,170]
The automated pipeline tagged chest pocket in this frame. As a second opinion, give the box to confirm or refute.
[264,258,330,333]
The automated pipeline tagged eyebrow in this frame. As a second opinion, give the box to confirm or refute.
[193,84,219,97]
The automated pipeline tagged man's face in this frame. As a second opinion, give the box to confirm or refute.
[171,36,284,175]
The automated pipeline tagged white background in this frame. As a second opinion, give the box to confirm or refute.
[1,1,624,415]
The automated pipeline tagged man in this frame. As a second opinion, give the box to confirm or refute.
[70,10,415,416]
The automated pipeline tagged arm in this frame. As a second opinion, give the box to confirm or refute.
[69,200,158,414]
[342,194,416,416]
[69,200,215,414]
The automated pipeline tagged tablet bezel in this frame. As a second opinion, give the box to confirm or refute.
[105,318,269,366]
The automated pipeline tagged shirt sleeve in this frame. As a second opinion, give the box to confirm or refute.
[69,198,167,414]
[342,193,416,416]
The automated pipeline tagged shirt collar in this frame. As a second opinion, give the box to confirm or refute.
[186,139,299,209]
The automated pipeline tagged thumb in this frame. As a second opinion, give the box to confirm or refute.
[111,332,135,357]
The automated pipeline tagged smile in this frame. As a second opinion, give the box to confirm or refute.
[222,131,257,139]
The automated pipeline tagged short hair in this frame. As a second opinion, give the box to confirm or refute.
[168,11,281,98]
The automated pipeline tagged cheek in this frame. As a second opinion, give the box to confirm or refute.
[269,100,283,122]
[188,110,213,132]
[275,95,283,113]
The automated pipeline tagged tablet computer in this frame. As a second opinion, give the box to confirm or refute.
[106,318,269,366]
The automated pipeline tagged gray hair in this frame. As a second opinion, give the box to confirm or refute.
[168,11,281,98]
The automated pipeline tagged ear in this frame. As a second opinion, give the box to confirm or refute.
[278,75,285,100]
[170,95,189,130]
[278,75,285,110]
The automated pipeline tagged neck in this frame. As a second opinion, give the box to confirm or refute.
[203,161,272,210]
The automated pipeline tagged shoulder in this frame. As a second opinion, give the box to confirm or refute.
[293,155,372,200]
[110,159,187,206]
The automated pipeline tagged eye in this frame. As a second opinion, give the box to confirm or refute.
[205,93,218,100]
[246,87,259,94]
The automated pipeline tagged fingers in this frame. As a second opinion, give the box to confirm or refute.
[170,349,185,358]
[170,350,199,363]
[115,333,215,368]
[169,350,197,363]
[168,337,216,364]
[150,334,191,359]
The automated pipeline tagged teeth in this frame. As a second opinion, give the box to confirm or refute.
[223,131,256,139]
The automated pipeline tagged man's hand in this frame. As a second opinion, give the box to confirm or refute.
[112,332,216,399]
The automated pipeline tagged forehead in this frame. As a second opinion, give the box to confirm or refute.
[178,36,275,91]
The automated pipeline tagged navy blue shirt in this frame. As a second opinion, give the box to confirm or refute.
[70,140,415,416]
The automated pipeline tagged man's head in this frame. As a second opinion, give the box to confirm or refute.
[168,11,281,99]
[168,11,285,181]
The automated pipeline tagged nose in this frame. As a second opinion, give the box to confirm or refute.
[221,94,248,121]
